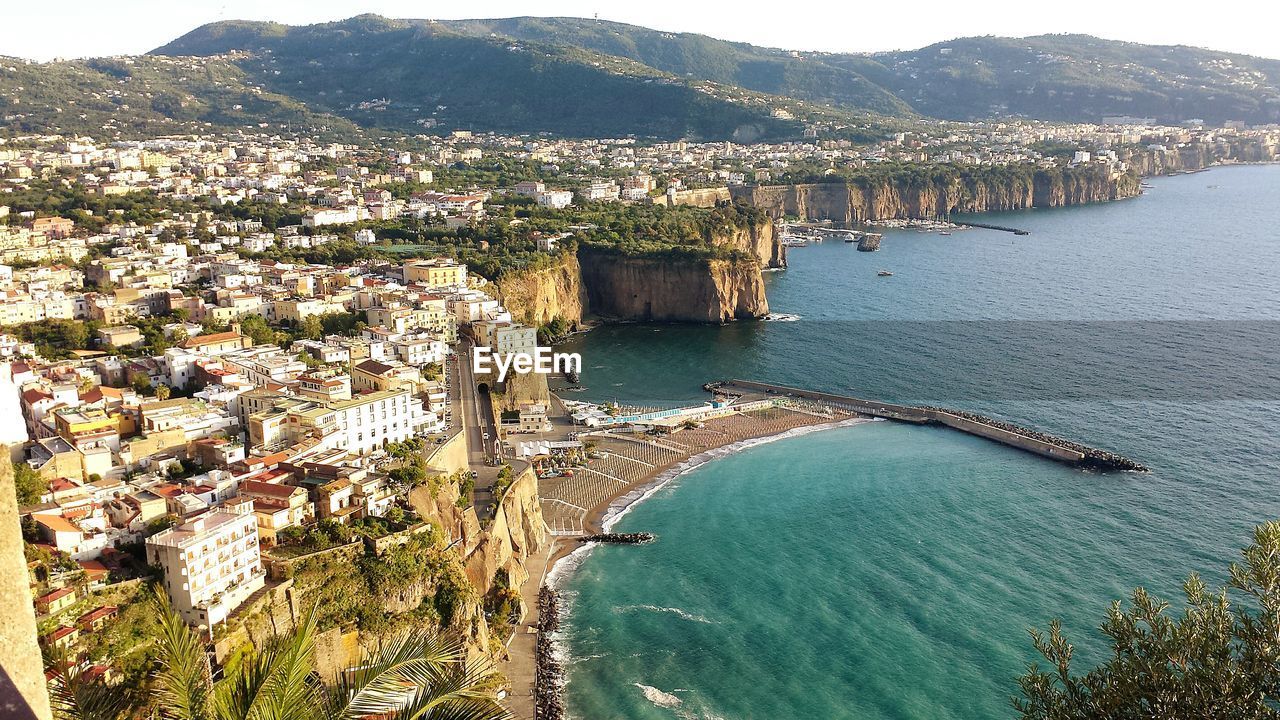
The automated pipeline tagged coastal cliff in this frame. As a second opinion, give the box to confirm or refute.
[212,459,547,672]
[495,253,587,328]
[412,465,547,602]
[730,165,1140,223]
[495,213,782,325]
[578,248,769,322]
[713,217,786,270]
[1122,139,1280,176]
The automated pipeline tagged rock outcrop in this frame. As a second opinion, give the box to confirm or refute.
[577,249,769,323]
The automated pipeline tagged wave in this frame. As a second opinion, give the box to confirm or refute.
[615,604,715,624]
[545,543,596,589]
[635,683,683,709]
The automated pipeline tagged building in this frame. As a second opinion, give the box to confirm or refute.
[145,499,264,628]
[475,321,538,356]
[296,368,353,403]
[536,190,574,209]
[519,403,552,433]
[239,480,311,544]
[180,331,252,355]
[302,206,361,228]
[248,388,429,457]
[35,586,79,616]
[402,258,467,288]
[97,325,144,349]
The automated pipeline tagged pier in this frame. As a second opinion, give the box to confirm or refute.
[711,380,1146,472]
[949,220,1031,235]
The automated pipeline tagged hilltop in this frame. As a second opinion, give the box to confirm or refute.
[3,15,1278,141]
[438,18,1280,125]
[149,15,827,141]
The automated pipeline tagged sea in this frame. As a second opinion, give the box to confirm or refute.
[547,164,1280,719]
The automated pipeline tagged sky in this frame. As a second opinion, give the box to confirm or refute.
[3,0,1278,61]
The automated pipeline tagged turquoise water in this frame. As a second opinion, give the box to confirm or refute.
[552,165,1280,719]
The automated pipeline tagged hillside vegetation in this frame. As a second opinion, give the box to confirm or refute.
[4,16,1278,141]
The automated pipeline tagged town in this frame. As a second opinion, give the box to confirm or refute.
[1,115,1277,716]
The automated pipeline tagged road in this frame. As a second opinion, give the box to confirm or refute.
[455,338,502,516]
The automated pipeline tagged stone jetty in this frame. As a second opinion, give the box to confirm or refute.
[534,587,564,720]
[579,532,656,544]
[714,380,1148,473]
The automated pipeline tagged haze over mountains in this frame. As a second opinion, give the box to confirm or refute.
[3,14,1278,140]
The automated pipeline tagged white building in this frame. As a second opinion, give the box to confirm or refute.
[302,205,361,228]
[249,388,435,456]
[535,190,574,209]
[146,498,264,628]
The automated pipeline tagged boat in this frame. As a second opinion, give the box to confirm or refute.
[939,231,952,236]
[877,270,894,277]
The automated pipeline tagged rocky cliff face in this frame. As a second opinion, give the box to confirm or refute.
[214,466,547,672]
[495,216,782,325]
[730,166,1140,223]
[713,218,786,269]
[494,253,587,328]
[412,467,546,601]
[578,249,769,322]
[1122,139,1280,176]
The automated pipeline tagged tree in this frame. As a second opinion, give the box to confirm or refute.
[137,590,508,720]
[300,315,324,341]
[1015,521,1280,719]
[13,461,48,505]
[130,371,152,394]
[155,384,172,401]
[237,315,278,347]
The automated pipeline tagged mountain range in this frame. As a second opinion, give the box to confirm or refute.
[2,14,1278,141]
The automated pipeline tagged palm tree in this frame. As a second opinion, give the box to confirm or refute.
[53,589,510,720]
[46,655,135,720]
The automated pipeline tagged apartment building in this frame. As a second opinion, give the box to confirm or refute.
[145,498,265,627]
[402,258,467,288]
[248,388,430,457]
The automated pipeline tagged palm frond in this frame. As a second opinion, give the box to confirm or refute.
[150,588,214,720]
[212,603,325,720]
[46,655,134,720]
[329,628,507,720]
[397,697,511,720]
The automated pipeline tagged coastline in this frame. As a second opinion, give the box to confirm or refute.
[505,409,873,719]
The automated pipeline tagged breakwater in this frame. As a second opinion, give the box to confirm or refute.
[710,380,1147,472]
[534,587,564,720]
[951,220,1030,235]
[578,532,656,544]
